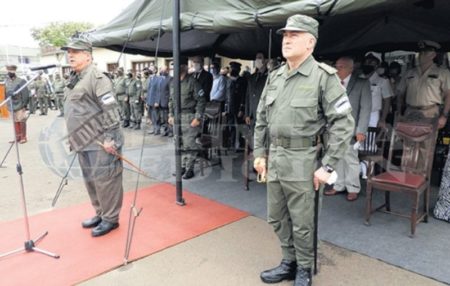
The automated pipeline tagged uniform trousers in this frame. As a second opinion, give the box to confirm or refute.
[56,93,64,114]
[130,99,142,123]
[77,149,123,223]
[181,113,200,171]
[334,144,361,194]
[38,96,48,114]
[267,179,317,268]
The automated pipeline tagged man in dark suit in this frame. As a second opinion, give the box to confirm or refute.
[191,56,213,102]
[325,56,371,201]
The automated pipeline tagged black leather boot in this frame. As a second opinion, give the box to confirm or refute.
[260,259,297,283]
[294,267,312,286]
[182,169,194,180]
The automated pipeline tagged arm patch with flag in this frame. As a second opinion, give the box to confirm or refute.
[334,96,351,114]
[101,92,116,105]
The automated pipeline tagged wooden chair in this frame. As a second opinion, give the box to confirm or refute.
[358,127,388,176]
[364,118,438,237]
[198,101,223,175]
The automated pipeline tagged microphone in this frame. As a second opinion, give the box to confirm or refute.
[30,64,57,71]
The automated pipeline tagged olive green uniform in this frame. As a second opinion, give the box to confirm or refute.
[114,75,128,120]
[254,56,354,268]
[53,77,66,115]
[127,77,143,126]
[169,74,205,171]
[64,63,124,224]
[398,63,450,166]
[35,78,48,115]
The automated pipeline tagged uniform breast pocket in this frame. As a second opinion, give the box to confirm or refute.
[69,93,89,117]
[264,93,276,121]
[290,96,318,127]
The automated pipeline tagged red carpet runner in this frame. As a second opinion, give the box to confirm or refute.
[0,183,248,285]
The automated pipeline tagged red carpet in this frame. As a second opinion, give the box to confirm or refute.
[0,183,248,286]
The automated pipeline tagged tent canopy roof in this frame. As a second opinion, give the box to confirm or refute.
[88,0,450,59]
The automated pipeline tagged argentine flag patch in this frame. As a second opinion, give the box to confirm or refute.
[334,97,351,114]
[101,92,116,105]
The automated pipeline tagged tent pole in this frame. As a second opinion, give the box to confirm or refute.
[268,28,273,60]
[173,0,185,206]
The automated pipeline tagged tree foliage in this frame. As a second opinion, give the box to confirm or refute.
[30,22,94,47]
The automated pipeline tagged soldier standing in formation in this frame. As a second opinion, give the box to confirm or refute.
[53,72,66,117]
[253,15,354,286]
[114,67,129,127]
[5,64,30,144]
[168,56,206,180]
[62,37,124,237]
[126,70,143,130]
[35,74,49,116]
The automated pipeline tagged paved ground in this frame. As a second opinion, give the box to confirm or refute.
[0,109,445,286]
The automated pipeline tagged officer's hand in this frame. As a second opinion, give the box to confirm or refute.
[124,96,129,102]
[245,117,251,125]
[238,111,244,118]
[313,167,331,191]
[438,115,447,129]
[154,103,159,108]
[103,139,117,155]
[191,118,201,127]
[254,157,266,176]
[168,116,174,126]
[356,133,365,142]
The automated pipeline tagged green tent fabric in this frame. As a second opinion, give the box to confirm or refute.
[88,0,450,59]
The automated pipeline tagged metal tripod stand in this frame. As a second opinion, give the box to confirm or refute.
[0,77,59,259]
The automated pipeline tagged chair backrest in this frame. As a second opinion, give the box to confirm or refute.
[200,101,223,148]
[386,118,438,178]
[360,127,388,156]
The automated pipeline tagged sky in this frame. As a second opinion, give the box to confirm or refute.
[0,0,135,47]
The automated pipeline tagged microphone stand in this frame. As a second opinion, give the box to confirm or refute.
[0,73,59,259]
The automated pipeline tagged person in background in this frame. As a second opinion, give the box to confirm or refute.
[324,56,371,201]
[5,64,30,144]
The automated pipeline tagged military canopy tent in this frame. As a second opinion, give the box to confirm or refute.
[88,0,450,59]
[87,0,450,59]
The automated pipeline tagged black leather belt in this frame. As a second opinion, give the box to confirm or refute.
[407,104,438,110]
[271,136,317,149]
[181,108,195,113]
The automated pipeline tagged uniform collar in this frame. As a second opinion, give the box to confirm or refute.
[279,55,315,78]
[78,63,94,79]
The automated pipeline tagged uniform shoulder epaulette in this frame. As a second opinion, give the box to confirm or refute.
[318,62,337,74]
[102,72,113,80]
[270,63,284,73]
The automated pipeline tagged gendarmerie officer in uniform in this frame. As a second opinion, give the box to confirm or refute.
[397,40,450,164]
[168,56,206,179]
[253,15,354,286]
[62,37,124,237]
[5,64,30,144]
[53,72,66,117]
[126,70,143,129]
[114,67,129,126]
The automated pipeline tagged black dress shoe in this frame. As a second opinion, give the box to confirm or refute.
[294,267,312,286]
[260,259,297,283]
[182,169,194,180]
[91,220,119,237]
[81,216,102,228]
[172,167,186,177]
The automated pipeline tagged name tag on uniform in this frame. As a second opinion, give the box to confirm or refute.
[334,97,351,114]
[101,92,116,105]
